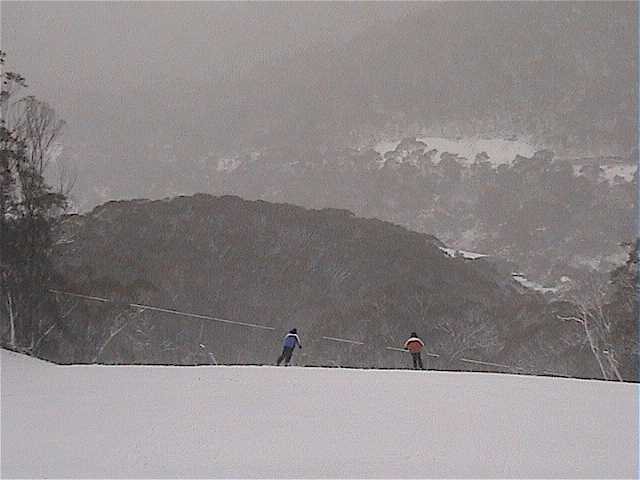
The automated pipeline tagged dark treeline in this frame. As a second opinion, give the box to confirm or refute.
[27,194,638,381]
[0,52,70,354]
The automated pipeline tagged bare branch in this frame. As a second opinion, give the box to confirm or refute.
[12,96,65,176]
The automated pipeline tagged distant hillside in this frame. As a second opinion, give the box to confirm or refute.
[50,195,518,366]
[24,194,632,380]
[207,143,636,286]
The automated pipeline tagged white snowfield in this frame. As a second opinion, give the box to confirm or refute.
[1,349,638,479]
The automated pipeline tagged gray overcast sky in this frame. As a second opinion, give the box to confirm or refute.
[2,2,425,109]
[2,2,635,211]
[2,2,427,207]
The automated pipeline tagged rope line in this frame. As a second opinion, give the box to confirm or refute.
[385,346,408,352]
[459,358,526,371]
[51,290,111,304]
[50,289,568,377]
[321,336,364,345]
[386,347,440,358]
[50,289,275,331]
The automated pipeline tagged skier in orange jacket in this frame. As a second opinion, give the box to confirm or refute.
[404,332,425,370]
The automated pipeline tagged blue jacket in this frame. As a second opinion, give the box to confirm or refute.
[283,333,301,349]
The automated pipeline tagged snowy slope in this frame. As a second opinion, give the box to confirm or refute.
[1,349,637,478]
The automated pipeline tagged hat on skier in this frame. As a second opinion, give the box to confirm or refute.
[290,328,297,334]
[411,332,417,337]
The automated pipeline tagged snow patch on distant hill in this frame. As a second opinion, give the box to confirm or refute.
[601,164,636,183]
[439,246,489,260]
[374,136,537,165]
[511,273,559,294]
[569,158,637,184]
[217,157,242,172]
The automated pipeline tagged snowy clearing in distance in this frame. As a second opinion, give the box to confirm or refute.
[373,136,536,165]
[438,246,489,260]
[1,349,637,478]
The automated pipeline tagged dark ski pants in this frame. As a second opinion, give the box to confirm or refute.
[411,352,424,370]
[277,346,294,366]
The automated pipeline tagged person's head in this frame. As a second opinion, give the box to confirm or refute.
[290,328,297,334]
[411,332,418,337]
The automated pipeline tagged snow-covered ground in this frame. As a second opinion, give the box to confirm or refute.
[1,349,637,478]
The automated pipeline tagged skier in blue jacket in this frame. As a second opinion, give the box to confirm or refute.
[277,328,302,366]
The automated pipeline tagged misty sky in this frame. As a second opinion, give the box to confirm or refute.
[1,2,636,211]
[2,2,430,208]
[3,2,425,113]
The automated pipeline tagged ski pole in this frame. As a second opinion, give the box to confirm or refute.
[385,346,440,358]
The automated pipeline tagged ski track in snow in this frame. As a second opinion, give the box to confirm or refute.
[1,350,637,478]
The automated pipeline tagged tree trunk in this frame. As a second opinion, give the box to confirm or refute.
[584,319,608,380]
[606,353,624,382]
[7,291,15,346]
[93,314,129,363]
[33,322,56,353]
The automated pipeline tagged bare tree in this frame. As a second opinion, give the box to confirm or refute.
[33,293,79,354]
[52,154,78,201]
[0,51,27,349]
[9,96,70,221]
[11,96,64,175]
[94,312,131,363]
[558,277,623,381]
[435,308,502,364]
[0,53,69,351]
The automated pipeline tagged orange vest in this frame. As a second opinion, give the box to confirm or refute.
[404,337,424,353]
